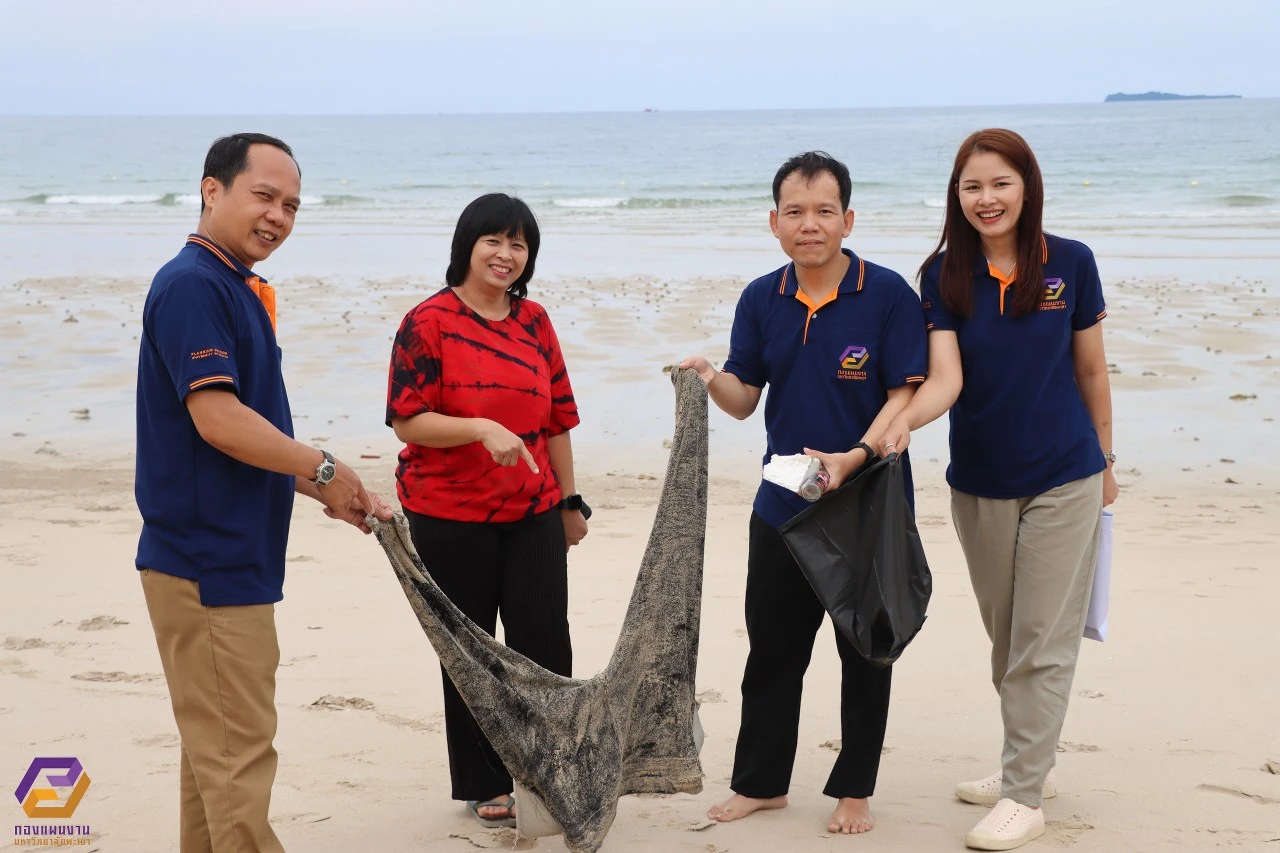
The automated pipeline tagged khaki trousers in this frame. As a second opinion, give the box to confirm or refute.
[141,569,285,853]
[950,473,1102,807]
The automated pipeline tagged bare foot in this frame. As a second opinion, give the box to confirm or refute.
[706,793,788,822]
[828,797,873,834]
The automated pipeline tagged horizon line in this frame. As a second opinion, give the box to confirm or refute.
[1,96,1274,120]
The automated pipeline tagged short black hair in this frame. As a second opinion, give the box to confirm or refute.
[201,133,299,212]
[445,193,542,299]
[772,151,852,211]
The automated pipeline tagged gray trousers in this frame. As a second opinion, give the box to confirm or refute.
[951,473,1103,807]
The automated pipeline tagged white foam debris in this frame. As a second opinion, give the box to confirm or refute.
[762,453,819,493]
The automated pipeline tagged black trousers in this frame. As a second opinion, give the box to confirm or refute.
[730,512,892,800]
[404,507,572,802]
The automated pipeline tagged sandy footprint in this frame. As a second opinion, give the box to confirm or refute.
[71,671,162,683]
[1058,742,1101,753]
[447,829,537,850]
[4,636,49,650]
[0,657,36,678]
[309,695,376,711]
[1041,815,1095,847]
[77,615,129,631]
[377,712,442,733]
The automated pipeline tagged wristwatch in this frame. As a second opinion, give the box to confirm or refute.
[852,441,877,459]
[1103,451,1116,464]
[558,493,592,520]
[312,449,337,485]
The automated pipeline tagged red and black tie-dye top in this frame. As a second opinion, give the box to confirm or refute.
[386,287,580,523]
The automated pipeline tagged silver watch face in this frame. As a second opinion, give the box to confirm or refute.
[316,462,337,484]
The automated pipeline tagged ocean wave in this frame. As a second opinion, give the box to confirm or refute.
[1221,194,1274,207]
[41,193,167,205]
[550,196,629,208]
[385,182,463,191]
[16,192,326,207]
[550,195,770,210]
[1050,207,1280,220]
[622,196,768,209]
[911,194,1072,211]
[645,181,768,193]
[317,194,374,206]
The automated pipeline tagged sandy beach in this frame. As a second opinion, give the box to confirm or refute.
[3,253,1280,852]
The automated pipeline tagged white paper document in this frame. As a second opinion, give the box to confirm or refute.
[1084,509,1114,642]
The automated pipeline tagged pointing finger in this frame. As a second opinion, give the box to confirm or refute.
[519,444,540,474]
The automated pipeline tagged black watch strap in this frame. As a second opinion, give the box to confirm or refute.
[853,441,877,459]
[312,449,337,484]
[559,494,591,520]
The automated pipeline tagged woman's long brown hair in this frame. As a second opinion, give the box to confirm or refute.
[919,128,1046,317]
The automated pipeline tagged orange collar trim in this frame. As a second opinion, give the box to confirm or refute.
[776,256,865,295]
[987,236,1049,315]
[785,258,865,344]
[187,236,276,333]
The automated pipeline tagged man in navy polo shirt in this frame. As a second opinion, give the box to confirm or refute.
[135,133,392,853]
[680,151,926,835]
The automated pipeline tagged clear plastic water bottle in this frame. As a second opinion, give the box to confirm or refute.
[798,465,830,502]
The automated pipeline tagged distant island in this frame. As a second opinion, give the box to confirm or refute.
[1105,91,1242,102]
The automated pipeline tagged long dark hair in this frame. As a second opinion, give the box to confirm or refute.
[919,128,1046,317]
[445,193,541,299]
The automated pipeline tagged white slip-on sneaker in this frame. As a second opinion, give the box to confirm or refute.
[965,798,1046,850]
[955,768,1056,806]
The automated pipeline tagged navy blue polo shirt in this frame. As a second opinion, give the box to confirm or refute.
[723,249,927,528]
[135,235,295,606]
[921,233,1107,499]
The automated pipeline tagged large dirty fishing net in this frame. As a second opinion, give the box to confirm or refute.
[371,368,708,853]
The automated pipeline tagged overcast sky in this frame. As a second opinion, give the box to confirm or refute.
[3,1,1275,114]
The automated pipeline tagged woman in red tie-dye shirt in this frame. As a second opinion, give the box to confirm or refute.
[386,193,587,827]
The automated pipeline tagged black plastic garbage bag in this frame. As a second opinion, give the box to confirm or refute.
[777,453,931,666]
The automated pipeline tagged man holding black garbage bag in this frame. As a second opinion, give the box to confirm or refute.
[679,151,928,835]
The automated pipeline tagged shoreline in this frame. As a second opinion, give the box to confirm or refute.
[3,262,1278,492]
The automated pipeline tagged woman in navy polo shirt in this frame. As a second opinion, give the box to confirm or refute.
[386,193,588,828]
[880,129,1118,851]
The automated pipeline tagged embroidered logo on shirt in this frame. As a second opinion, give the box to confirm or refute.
[838,345,870,380]
[191,348,229,360]
[1039,278,1068,311]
